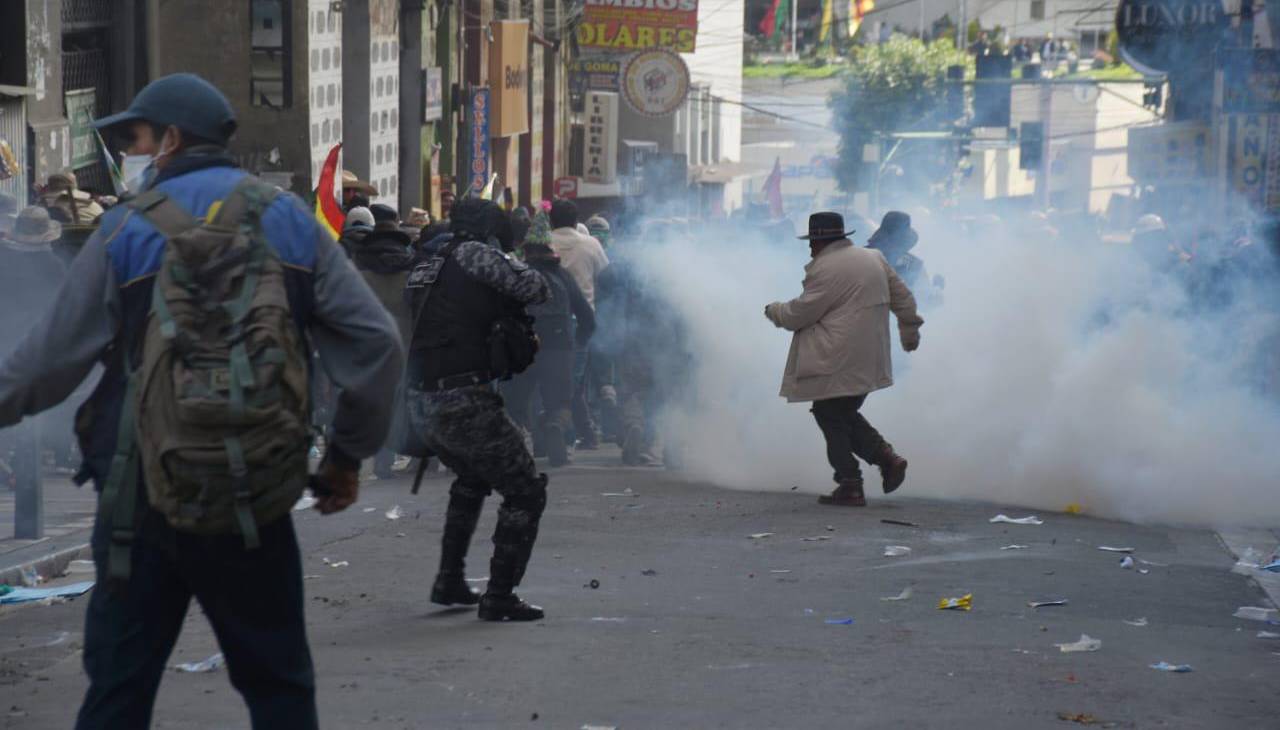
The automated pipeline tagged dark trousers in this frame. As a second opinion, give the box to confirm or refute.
[570,346,596,442]
[504,348,574,434]
[810,395,889,484]
[77,512,317,730]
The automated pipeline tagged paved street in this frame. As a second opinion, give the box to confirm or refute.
[0,447,1277,728]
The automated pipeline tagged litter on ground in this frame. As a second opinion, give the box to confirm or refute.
[802,536,832,542]
[1257,631,1280,639]
[1028,599,1069,608]
[0,581,95,605]
[883,545,912,557]
[1234,607,1280,622]
[881,587,913,601]
[1000,544,1029,550]
[292,495,317,511]
[938,594,973,611]
[880,519,919,527]
[1149,661,1193,673]
[1097,546,1135,553]
[1120,556,1135,569]
[1055,635,1102,653]
[1124,618,1149,627]
[824,617,854,625]
[322,557,349,569]
[748,533,774,540]
[173,653,225,673]
[385,505,403,520]
[769,569,792,574]
[989,514,1043,525]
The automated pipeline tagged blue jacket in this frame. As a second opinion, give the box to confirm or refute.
[0,154,403,494]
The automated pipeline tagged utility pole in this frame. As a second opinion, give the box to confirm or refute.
[791,0,798,58]
[1036,80,1052,209]
[957,0,966,49]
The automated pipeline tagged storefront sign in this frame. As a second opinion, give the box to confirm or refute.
[1221,49,1280,114]
[469,87,491,194]
[65,89,97,169]
[554,176,578,199]
[570,56,621,111]
[1230,114,1280,212]
[620,49,690,117]
[423,67,443,122]
[1115,0,1228,76]
[1127,122,1210,181]
[577,0,699,52]
[489,20,529,137]
[585,91,619,184]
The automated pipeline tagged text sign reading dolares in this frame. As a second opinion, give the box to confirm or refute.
[577,0,699,53]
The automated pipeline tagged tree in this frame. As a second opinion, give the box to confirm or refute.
[828,34,970,198]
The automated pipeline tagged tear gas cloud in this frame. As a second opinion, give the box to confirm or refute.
[618,212,1280,528]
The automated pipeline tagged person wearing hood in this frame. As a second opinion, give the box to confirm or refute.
[338,205,374,258]
[503,210,595,466]
[765,212,923,508]
[350,205,415,480]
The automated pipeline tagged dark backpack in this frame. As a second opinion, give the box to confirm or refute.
[99,177,311,582]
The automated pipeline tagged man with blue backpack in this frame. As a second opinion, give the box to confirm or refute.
[0,73,403,729]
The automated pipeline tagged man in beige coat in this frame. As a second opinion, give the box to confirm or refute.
[765,212,924,507]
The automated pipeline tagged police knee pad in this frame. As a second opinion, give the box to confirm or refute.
[508,473,548,518]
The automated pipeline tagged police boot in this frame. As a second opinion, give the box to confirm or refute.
[478,476,548,622]
[431,492,485,606]
[817,477,867,507]
[877,445,908,495]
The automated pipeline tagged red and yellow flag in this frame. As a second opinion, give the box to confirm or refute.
[849,0,874,37]
[315,143,345,240]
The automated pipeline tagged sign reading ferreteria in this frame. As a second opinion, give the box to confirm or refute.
[489,20,529,137]
[1115,0,1228,76]
[577,0,699,53]
[621,49,690,117]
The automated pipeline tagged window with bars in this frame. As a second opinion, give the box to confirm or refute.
[251,0,293,108]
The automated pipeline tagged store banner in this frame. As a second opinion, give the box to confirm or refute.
[489,20,530,137]
[424,67,443,122]
[577,0,699,53]
[469,87,491,195]
[65,90,97,169]
[1230,114,1280,212]
[584,91,619,184]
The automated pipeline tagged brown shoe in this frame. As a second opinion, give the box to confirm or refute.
[878,446,908,495]
[818,478,867,507]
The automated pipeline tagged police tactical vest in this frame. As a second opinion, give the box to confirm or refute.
[407,240,506,385]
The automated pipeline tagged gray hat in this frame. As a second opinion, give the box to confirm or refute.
[8,207,62,245]
[344,206,375,231]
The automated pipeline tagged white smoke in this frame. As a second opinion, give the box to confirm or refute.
[625,221,1280,528]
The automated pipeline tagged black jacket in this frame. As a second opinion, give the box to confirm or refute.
[525,253,595,351]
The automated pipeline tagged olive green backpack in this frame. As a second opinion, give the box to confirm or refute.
[100,177,311,581]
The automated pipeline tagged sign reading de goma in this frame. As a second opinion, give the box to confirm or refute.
[577,0,699,53]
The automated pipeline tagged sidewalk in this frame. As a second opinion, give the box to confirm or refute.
[0,474,95,586]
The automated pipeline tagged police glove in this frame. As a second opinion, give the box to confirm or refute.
[315,444,360,514]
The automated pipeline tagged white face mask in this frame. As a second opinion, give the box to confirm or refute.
[120,154,154,193]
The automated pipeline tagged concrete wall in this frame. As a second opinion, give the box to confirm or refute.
[25,0,69,187]
[155,1,314,195]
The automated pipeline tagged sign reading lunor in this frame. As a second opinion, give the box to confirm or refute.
[1115,0,1228,76]
[578,0,699,53]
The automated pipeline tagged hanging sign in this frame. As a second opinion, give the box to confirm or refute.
[1115,0,1228,76]
[620,49,690,117]
[468,87,491,194]
[488,20,529,137]
[584,91,619,184]
[577,0,699,52]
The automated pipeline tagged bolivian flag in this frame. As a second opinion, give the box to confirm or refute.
[849,0,874,37]
[315,143,345,239]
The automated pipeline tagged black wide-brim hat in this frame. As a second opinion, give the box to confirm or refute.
[798,211,856,241]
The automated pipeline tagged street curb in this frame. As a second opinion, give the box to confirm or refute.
[0,541,92,588]
[1217,528,1280,610]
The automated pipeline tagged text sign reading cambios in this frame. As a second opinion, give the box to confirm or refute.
[1115,0,1229,76]
[577,0,699,53]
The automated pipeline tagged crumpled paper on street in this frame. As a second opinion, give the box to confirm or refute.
[937,594,973,611]
[989,514,1043,525]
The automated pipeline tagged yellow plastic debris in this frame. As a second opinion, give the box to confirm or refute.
[937,593,973,611]
[1064,503,1083,515]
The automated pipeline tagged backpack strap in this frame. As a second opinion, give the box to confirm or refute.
[212,176,281,230]
[99,350,142,584]
[127,189,200,240]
